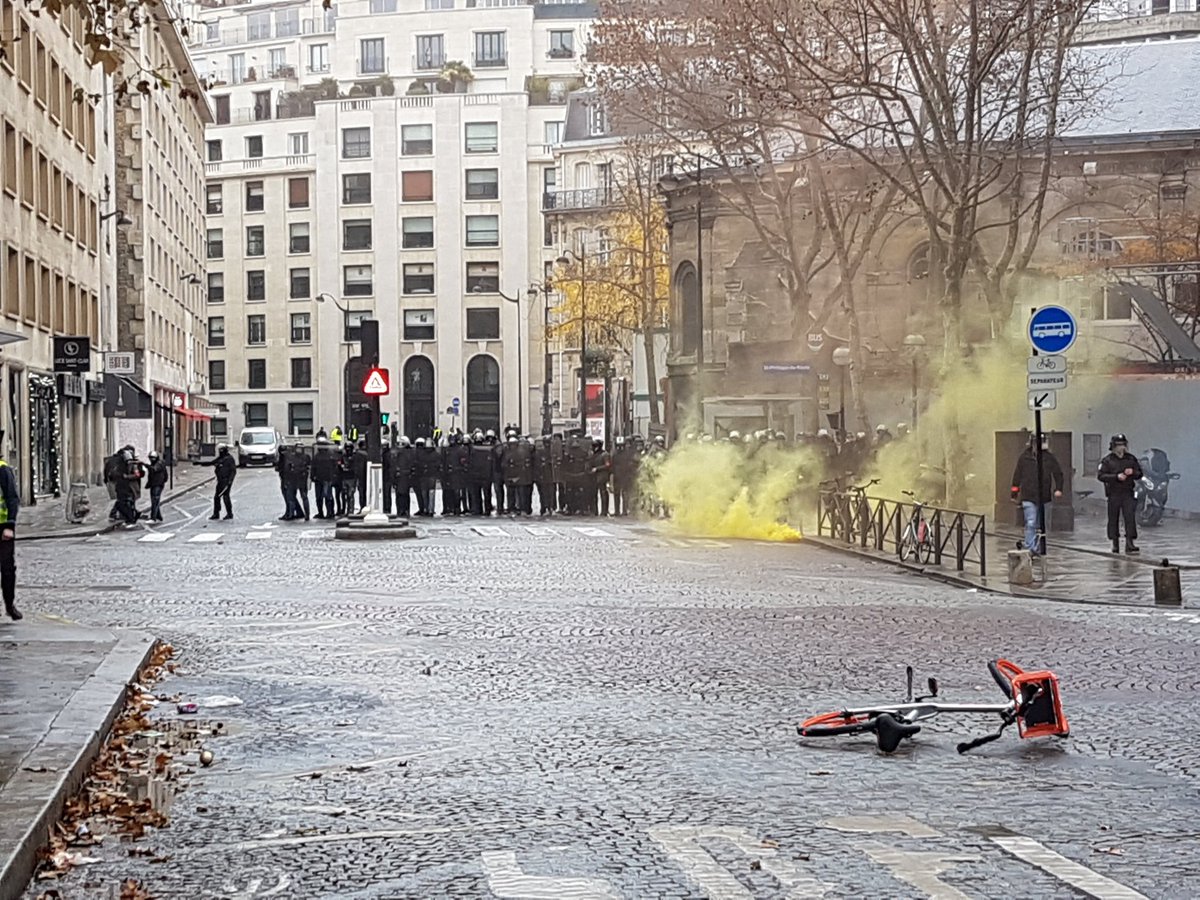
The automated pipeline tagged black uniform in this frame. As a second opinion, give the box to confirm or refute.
[612,444,639,517]
[202,448,237,519]
[413,444,441,516]
[444,440,470,516]
[468,443,494,516]
[502,440,534,515]
[490,441,507,515]
[285,447,311,520]
[589,446,612,516]
[352,445,369,509]
[311,444,339,518]
[145,457,168,521]
[1,459,22,620]
[1098,450,1143,545]
[337,446,357,516]
[387,444,415,517]
[114,452,141,524]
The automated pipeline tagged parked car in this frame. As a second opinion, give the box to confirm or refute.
[236,427,281,467]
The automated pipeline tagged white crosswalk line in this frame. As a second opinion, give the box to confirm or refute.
[246,531,271,540]
[188,533,223,543]
[138,532,175,543]
[524,526,557,537]
[575,527,612,537]
[299,530,327,540]
[472,525,509,537]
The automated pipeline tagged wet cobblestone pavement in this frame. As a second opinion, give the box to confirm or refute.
[13,470,1200,898]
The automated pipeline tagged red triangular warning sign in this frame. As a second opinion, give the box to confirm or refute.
[362,367,390,395]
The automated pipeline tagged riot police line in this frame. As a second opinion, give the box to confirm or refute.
[271,426,669,521]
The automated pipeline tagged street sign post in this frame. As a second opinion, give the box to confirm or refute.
[104,352,135,375]
[1028,391,1057,411]
[53,337,91,373]
[1027,355,1066,374]
[1027,372,1068,390]
[1028,306,1078,354]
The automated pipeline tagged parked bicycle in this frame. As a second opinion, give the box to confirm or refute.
[820,477,879,542]
[798,659,1070,754]
[897,490,934,563]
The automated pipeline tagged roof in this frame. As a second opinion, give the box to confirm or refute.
[533,1,598,20]
[1064,38,1200,139]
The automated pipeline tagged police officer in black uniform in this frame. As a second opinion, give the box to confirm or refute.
[611,436,638,517]
[1098,433,1143,554]
[311,438,338,519]
[201,445,236,520]
[588,439,612,517]
[387,437,415,518]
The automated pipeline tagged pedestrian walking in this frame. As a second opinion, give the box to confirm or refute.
[1098,433,1142,554]
[201,445,236,520]
[1,455,21,621]
[145,451,168,522]
[1009,434,1064,555]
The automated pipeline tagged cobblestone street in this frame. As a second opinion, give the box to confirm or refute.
[10,469,1199,898]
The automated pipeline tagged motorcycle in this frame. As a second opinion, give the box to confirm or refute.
[1135,448,1180,527]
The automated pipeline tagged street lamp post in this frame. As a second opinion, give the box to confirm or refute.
[528,281,554,435]
[832,345,852,442]
[315,292,349,428]
[902,333,927,431]
[494,286,524,432]
[556,248,587,434]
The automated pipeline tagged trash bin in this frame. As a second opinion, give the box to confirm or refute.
[1153,561,1183,607]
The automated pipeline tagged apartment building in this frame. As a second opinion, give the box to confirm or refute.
[112,4,213,457]
[187,0,595,438]
[0,1,114,502]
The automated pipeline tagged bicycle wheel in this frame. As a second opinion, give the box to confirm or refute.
[798,710,875,737]
[897,530,914,561]
[915,538,933,564]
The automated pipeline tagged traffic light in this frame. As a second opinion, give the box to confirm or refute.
[380,412,390,425]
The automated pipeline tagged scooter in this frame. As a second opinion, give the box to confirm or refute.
[1135,449,1180,527]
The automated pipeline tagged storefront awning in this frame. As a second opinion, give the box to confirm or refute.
[0,328,29,347]
[176,406,212,422]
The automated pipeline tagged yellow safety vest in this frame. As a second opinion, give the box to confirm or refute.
[0,460,9,524]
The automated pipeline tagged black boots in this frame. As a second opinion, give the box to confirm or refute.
[5,600,21,621]
[1111,540,1120,553]
[1126,541,1140,554]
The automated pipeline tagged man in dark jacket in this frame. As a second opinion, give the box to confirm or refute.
[468,434,494,516]
[201,445,236,519]
[352,440,369,510]
[337,444,356,516]
[1098,433,1143,554]
[413,438,440,516]
[311,439,339,519]
[114,447,140,525]
[588,439,613,517]
[1,456,22,620]
[275,446,295,520]
[286,443,311,521]
[388,437,414,518]
[1009,434,1064,555]
[145,451,168,522]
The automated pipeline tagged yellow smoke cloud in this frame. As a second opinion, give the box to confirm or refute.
[641,440,823,541]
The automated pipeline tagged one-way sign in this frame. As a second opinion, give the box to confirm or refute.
[1028,391,1057,410]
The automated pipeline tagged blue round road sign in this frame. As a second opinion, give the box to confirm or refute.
[1028,305,1077,354]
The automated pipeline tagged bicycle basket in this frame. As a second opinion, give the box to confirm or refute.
[1012,671,1069,739]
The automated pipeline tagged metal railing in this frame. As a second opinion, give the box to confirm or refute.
[542,187,618,212]
[816,490,988,576]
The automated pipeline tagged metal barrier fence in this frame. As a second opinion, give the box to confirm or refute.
[816,490,987,576]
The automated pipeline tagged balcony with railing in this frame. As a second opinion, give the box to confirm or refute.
[196,15,336,49]
[205,154,314,177]
[542,187,617,212]
[414,52,447,71]
[357,56,389,76]
[473,53,508,69]
[218,100,316,125]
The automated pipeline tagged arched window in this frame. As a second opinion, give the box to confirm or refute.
[1063,228,1122,258]
[466,354,500,434]
[573,161,592,189]
[676,262,701,356]
[402,356,435,439]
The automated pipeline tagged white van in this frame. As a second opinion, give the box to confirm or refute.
[236,427,281,467]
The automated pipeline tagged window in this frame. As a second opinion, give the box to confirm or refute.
[214,95,230,125]
[209,360,226,391]
[359,38,385,74]
[1063,228,1121,258]
[289,222,310,253]
[343,219,372,251]
[246,12,270,41]
[466,169,499,200]
[344,265,373,296]
[544,121,563,145]
[206,140,223,162]
[466,262,499,294]
[342,127,371,159]
[403,263,434,294]
[206,184,222,214]
[289,132,310,155]
[208,316,225,347]
[466,215,499,247]
[402,124,433,155]
[1089,285,1134,321]
[651,154,676,179]
[206,228,224,259]
[549,30,575,58]
[245,404,269,427]
[230,53,246,84]
[248,359,267,390]
[207,272,225,303]
[370,0,398,12]
[467,308,500,340]
[288,177,309,209]
[343,173,371,204]
[211,417,228,436]
[402,217,434,249]
[247,314,266,346]
[345,309,371,341]
[276,8,299,37]
[288,402,314,436]
[588,101,607,136]
[205,22,220,43]
[404,309,435,341]
[416,34,444,70]
[425,0,453,8]
[245,180,264,212]
[290,268,310,299]
[307,44,329,74]
[246,225,265,256]
[290,358,312,389]
[465,122,498,153]
[246,134,263,158]
[402,170,433,202]
[247,270,266,301]
[474,31,506,67]
[290,312,312,343]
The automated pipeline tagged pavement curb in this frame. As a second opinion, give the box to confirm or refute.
[17,473,215,542]
[993,525,1200,570]
[0,632,157,900]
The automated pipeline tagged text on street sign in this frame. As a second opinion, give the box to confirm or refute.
[1027,372,1067,390]
[104,352,136,375]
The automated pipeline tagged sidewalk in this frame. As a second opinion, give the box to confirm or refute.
[0,619,155,900]
[806,524,1200,607]
[18,464,215,541]
[996,508,1200,569]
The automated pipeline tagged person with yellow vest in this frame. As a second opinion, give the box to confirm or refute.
[0,458,21,620]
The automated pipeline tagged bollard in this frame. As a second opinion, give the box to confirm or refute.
[1007,549,1034,586]
[1153,559,1183,607]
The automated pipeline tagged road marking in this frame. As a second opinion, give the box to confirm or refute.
[822,814,941,838]
[524,526,558,536]
[650,825,831,898]
[860,843,976,900]
[480,850,621,900]
[138,532,175,543]
[472,525,509,537]
[299,530,327,539]
[188,533,223,543]
[252,521,279,529]
[575,527,612,537]
[246,531,271,540]
[985,832,1149,899]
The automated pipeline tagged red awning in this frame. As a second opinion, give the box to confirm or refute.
[176,406,212,421]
